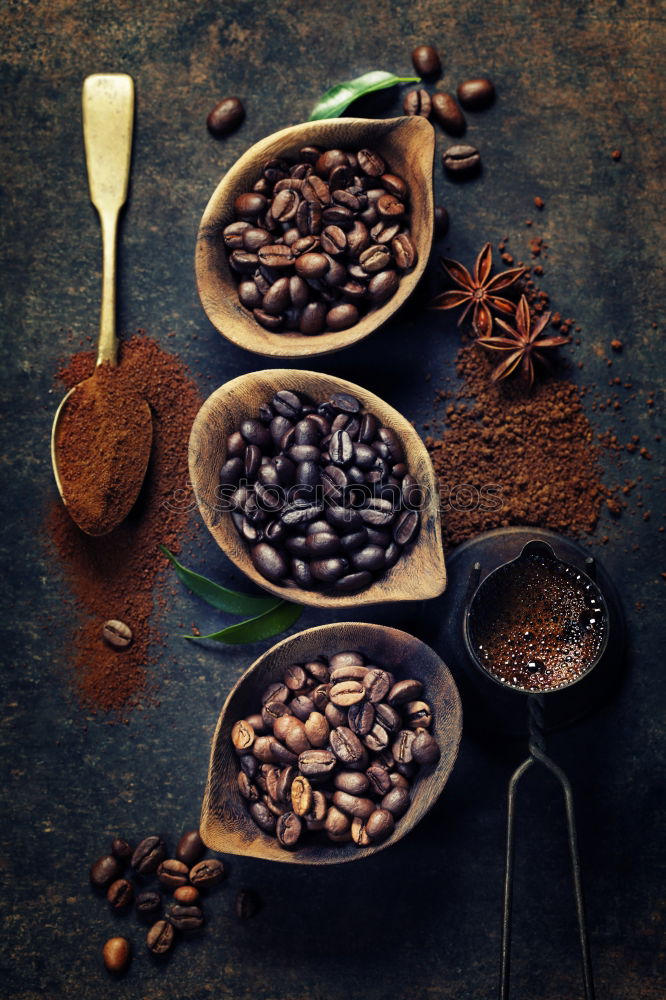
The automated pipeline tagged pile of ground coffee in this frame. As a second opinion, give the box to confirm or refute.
[425,342,609,549]
[48,333,202,716]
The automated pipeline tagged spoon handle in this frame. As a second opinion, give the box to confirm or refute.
[81,73,134,367]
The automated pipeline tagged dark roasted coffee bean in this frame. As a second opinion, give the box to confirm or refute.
[339,529,369,553]
[111,838,133,862]
[348,700,375,736]
[334,571,373,593]
[351,545,387,573]
[272,188,300,222]
[366,763,392,796]
[403,88,432,118]
[404,700,433,728]
[274,715,310,754]
[306,532,341,557]
[234,192,268,219]
[242,227,272,252]
[219,457,243,488]
[157,860,189,890]
[299,301,327,334]
[362,668,392,703]
[258,244,295,269]
[207,95,245,135]
[238,771,259,800]
[290,694,316,720]
[240,753,260,779]
[251,543,288,582]
[367,269,399,303]
[315,149,348,177]
[169,904,204,932]
[323,203,354,227]
[189,858,226,889]
[240,418,272,449]
[374,702,401,733]
[393,509,420,545]
[411,727,441,765]
[235,888,260,919]
[277,811,303,848]
[357,148,386,177]
[329,429,354,466]
[131,837,168,877]
[298,748,337,778]
[434,204,450,236]
[262,276,291,315]
[238,280,263,310]
[136,891,162,922]
[364,721,390,752]
[146,919,174,956]
[371,219,402,244]
[295,251,329,279]
[311,557,349,583]
[320,225,347,255]
[411,43,441,78]
[223,220,251,248]
[107,878,133,910]
[431,92,466,135]
[388,678,423,705]
[442,144,481,176]
[332,791,375,820]
[366,807,395,842]
[330,725,365,765]
[271,389,302,419]
[391,232,418,270]
[382,786,411,816]
[359,244,391,273]
[302,174,331,205]
[457,76,495,110]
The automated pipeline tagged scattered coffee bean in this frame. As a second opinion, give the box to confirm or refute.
[135,890,162,922]
[403,88,432,118]
[224,145,416,335]
[236,888,260,919]
[157,859,190,890]
[131,836,167,876]
[102,619,133,649]
[232,651,439,850]
[434,205,450,236]
[102,936,131,974]
[175,829,205,867]
[207,96,245,137]
[411,44,442,78]
[431,92,466,135]
[146,919,175,957]
[442,144,481,177]
[174,885,200,905]
[189,858,226,889]
[110,837,133,862]
[90,854,124,890]
[169,904,205,932]
[107,878,134,910]
[457,77,495,110]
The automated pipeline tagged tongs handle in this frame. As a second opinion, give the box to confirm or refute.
[499,696,595,1000]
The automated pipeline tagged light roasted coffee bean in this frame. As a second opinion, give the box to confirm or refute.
[103,936,131,973]
[102,619,132,649]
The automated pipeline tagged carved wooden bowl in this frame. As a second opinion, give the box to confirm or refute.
[195,115,435,358]
[188,369,447,609]
[200,622,463,864]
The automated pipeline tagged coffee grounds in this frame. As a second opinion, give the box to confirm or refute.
[48,333,202,717]
[54,364,153,536]
[425,342,609,550]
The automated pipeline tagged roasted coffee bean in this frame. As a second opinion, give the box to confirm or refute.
[107,878,133,911]
[352,545,387,573]
[290,694,316,720]
[457,76,495,110]
[366,807,395,842]
[157,859,189,890]
[207,96,245,136]
[258,244,295,269]
[329,681,366,707]
[431,92,466,135]
[224,221,251,249]
[146,919,175,956]
[366,763,392,796]
[242,227,272,252]
[238,280,263,310]
[90,854,124,890]
[359,244,391,273]
[169,904,204,932]
[101,618,133,650]
[403,88,432,118]
[189,858,226,889]
[411,727,441,765]
[273,716,310,754]
[174,885,200,905]
[277,811,303,848]
[325,806,352,841]
[136,891,162,922]
[234,192,268,219]
[299,301,327,334]
[311,557,349,583]
[351,816,372,846]
[363,668,392,703]
[442,144,481,176]
[332,791,376,820]
[272,188,300,222]
[367,269,399,303]
[391,232,418,270]
[298,748,337,778]
[388,678,423,705]
[238,771,259,801]
[382,786,411,817]
[374,702,402,733]
[251,542,288,582]
[111,837,133,862]
[404,700,433,729]
[291,774,313,816]
[235,888,260,919]
[231,719,255,753]
[434,204,450,236]
[364,722,390,752]
[393,729,416,764]
[132,836,167,876]
[357,148,386,176]
[330,725,365,765]
[103,936,131,973]
[393,509,420,545]
[411,43,441,78]
[348,700,375,737]
[334,770,371,795]
[326,303,359,330]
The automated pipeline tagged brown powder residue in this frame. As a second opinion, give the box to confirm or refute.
[426,343,609,549]
[48,332,203,717]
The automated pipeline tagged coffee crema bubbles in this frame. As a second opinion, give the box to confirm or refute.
[219,388,424,593]
[223,144,417,336]
[231,649,440,850]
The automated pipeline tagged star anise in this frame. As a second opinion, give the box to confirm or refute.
[430,242,527,336]
[476,295,569,387]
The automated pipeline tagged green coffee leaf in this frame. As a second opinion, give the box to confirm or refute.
[309,71,420,121]
[160,545,279,616]
[185,600,303,644]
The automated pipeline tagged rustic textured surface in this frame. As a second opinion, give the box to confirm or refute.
[0,1,664,998]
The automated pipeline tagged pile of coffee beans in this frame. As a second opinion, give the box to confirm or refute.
[223,145,417,335]
[231,649,440,850]
[219,388,424,592]
[90,829,257,973]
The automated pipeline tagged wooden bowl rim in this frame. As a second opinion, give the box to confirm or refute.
[188,368,447,608]
[200,621,463,865]
[195,115,435,359]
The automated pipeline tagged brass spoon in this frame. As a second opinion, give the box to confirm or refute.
[51,73,152,536]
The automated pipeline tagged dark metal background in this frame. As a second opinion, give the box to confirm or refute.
[1,2,664,998]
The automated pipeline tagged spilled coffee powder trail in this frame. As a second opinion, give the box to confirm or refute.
[426,342,609,549]
[48,333,202,717]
